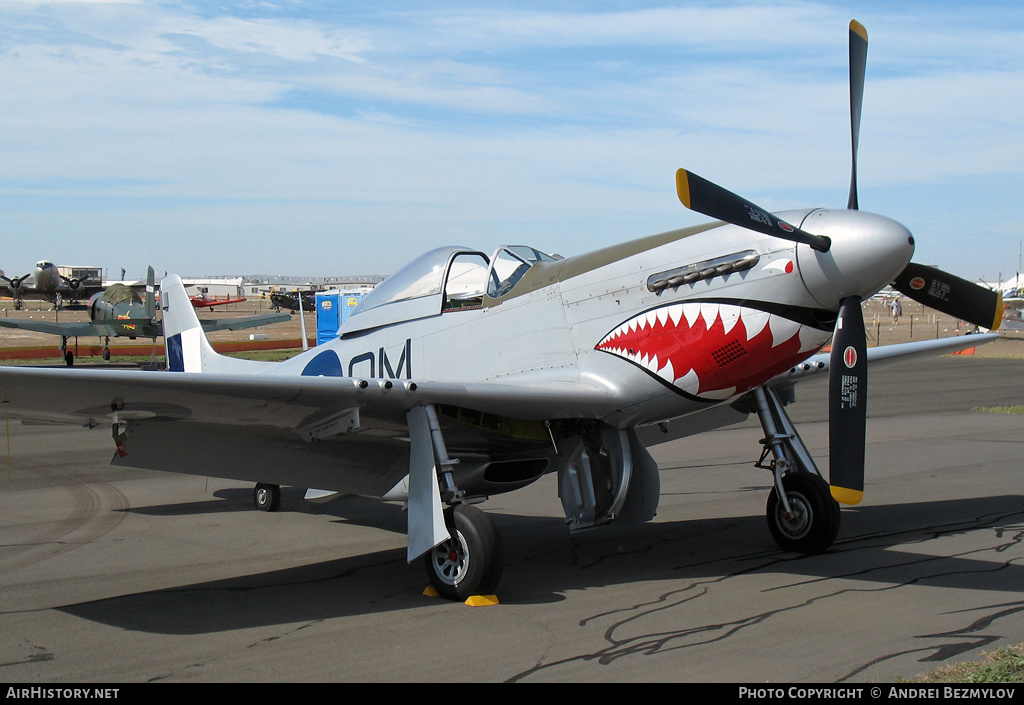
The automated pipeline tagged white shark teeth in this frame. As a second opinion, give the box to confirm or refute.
[658,358,675,384]
[599,302,807,349]
[768,314,802,348]
[719,306,741,335]
[598,302,832,399]
[700,303,719,331]
[798,325,830,353]
[683,302,701,328]
[741,309,769,340]
[675,368,700,396]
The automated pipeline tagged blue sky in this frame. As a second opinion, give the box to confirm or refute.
[1,1,1022,284]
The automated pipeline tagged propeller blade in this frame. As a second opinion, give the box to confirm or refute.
[829,297,867,505]
[675,169,831,252]
[848,20,868,210]
[893,263,1004,330]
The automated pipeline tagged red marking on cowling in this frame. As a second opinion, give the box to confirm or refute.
[597,303,829,399]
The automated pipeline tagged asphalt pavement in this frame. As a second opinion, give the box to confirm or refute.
[0,355,1021,683]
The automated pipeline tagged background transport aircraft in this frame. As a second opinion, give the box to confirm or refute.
[1,260,103,309]
[0,21,1005,601]
[0,267,291,365]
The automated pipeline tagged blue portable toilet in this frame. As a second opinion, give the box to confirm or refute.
[316,291,364,345]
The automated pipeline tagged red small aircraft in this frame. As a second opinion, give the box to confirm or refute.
[190,294,247,311]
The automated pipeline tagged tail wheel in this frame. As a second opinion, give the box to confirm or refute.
[254,483,281,512]
[424,504,503,601]
[766,473,840,554]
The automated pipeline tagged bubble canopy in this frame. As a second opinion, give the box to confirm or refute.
[341,244,559,335]
[354,246,472,316]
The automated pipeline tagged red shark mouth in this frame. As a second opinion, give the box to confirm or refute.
[596,301,831,400]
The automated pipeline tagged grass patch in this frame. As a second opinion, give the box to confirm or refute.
[972,404,1024,414]
[902,643,1024,683]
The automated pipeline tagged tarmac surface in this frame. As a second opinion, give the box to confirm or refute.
[0,350,1022,682]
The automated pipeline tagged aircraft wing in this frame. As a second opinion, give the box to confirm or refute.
[0,363,613,508]
[0,334,993,439]
[0,313,289,338]
[197,312,292,333]
[0,366,615,428]
[0,318,127,338]
[769,333,1000,387]
[636,334,999,447]
[0,290,54,303]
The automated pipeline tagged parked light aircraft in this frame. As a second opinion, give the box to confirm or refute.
[190,294,248,310]
[0,260,103,309]
[1001,299,1024,332]
[0,267,291,365]
[267,289,316,312]
[0,22,1005,600]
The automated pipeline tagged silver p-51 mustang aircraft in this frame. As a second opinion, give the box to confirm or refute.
[0,21,1004,601]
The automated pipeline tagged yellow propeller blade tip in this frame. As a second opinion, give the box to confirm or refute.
[850,19,868,42]
[992,292,1004,331]
[831,486,864,506]
[675,169,692,209]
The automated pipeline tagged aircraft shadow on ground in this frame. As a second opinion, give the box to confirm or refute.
[58,494,1024,634]
[122,487,409,536]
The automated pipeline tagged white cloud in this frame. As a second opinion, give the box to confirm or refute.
[0,2,1021,279]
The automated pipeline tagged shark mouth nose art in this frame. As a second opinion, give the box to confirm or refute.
[596,300,832,400]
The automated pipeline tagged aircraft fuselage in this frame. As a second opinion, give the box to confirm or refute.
[269,207,914,430]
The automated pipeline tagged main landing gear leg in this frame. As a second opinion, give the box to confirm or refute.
[415,405,503,601]
[60,336,73,367]
[750,386,839,554]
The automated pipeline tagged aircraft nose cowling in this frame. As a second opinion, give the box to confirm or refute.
[795,209,915,310]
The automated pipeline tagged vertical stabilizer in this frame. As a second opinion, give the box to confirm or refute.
[144,266,156,320]
[161,275,268,374]
[162,274,217,372]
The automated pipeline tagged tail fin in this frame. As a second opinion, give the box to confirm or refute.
[161,274,271,374]
[144,266,156,320]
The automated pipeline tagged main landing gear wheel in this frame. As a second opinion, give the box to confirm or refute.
[254,483,281,512]
[424,504,503,601]
[766,473,840,554]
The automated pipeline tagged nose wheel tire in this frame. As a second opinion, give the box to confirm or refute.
[766,473,840,554]
[424,504,503,601]
[254,483,281,512]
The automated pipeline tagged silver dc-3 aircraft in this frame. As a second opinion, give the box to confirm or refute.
[0,21,1005,601]
[1,260,103,310]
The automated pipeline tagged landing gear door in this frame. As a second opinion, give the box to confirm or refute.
[556,427,660,532]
